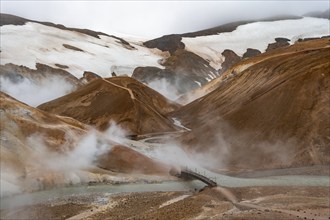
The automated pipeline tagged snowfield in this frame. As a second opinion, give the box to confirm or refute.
[182,17,330,69]
[0,22,165,78]
[1,17,329,79]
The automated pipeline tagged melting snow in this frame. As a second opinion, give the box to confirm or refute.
[172,118,191,131]
[182,17,330,69]
[0,22,164,78]
[194,81,202,87]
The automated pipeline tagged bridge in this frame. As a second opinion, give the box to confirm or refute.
[171,168,218,187]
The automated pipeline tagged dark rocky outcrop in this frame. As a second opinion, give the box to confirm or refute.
[242,48,262,59]
[79,71,102,84]
[219,50,241,74]
[55,64,69,69]
[63,44,84,52]
[144,34,185,54]
[266,38,290,52]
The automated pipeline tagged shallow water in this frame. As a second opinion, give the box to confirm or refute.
[0,180,204,209]
[1,172,329,210]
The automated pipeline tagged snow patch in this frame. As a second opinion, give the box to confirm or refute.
[208,73,215,80]
[0,22,164,78]
[194,81,202,87]
[182,17,330,69]
[172,118,191,131]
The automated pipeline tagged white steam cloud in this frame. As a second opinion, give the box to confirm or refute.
[0,76,76,107]
[0,123,128,196]
[146,78,180,101]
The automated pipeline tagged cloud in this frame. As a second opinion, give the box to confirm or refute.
[0,1,328,38]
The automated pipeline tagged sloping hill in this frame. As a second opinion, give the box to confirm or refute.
[173,38,330,170]
[38,77,180,135]
[0,92,89,194]
[0,92,172,195]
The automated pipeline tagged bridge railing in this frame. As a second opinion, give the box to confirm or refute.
[180,166,218,187]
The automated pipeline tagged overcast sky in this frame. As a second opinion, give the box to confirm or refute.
[1,1,329,38]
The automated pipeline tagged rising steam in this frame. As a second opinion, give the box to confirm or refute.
[0,75,76,107]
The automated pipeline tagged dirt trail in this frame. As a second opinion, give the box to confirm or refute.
[102,79,135,100]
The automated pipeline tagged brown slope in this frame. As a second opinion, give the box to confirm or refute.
[173,38,330,170]
[0,92,89,190]
[0,92,171,193]
[38,77,180,135]
[0,92,87,151]
[98,145,171,175]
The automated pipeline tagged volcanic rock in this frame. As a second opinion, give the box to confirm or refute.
[242,48,262,59]
[144,34,185,54]
[219,49,241,74]
[266,37,290,52]
[80,71,102,84]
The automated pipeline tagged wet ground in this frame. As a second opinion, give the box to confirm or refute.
[1,185,329,220]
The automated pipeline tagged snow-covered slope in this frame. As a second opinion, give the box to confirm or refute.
[182,17,330,69]
[0,22,165,78]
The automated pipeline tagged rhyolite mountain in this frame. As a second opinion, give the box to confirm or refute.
[172,37,330,170]
[38,77,180,135]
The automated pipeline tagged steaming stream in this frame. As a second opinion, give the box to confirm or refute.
[1,133,329,210]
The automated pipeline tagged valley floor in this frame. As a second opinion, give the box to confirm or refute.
[1,185,329,220]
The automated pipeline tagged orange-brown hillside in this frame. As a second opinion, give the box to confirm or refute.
[98,145,171,175]
[0,92,89,189]
[1,92,171,192]
[173,38,330,170]
[0,92,87,151]
[38,76,180,135]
